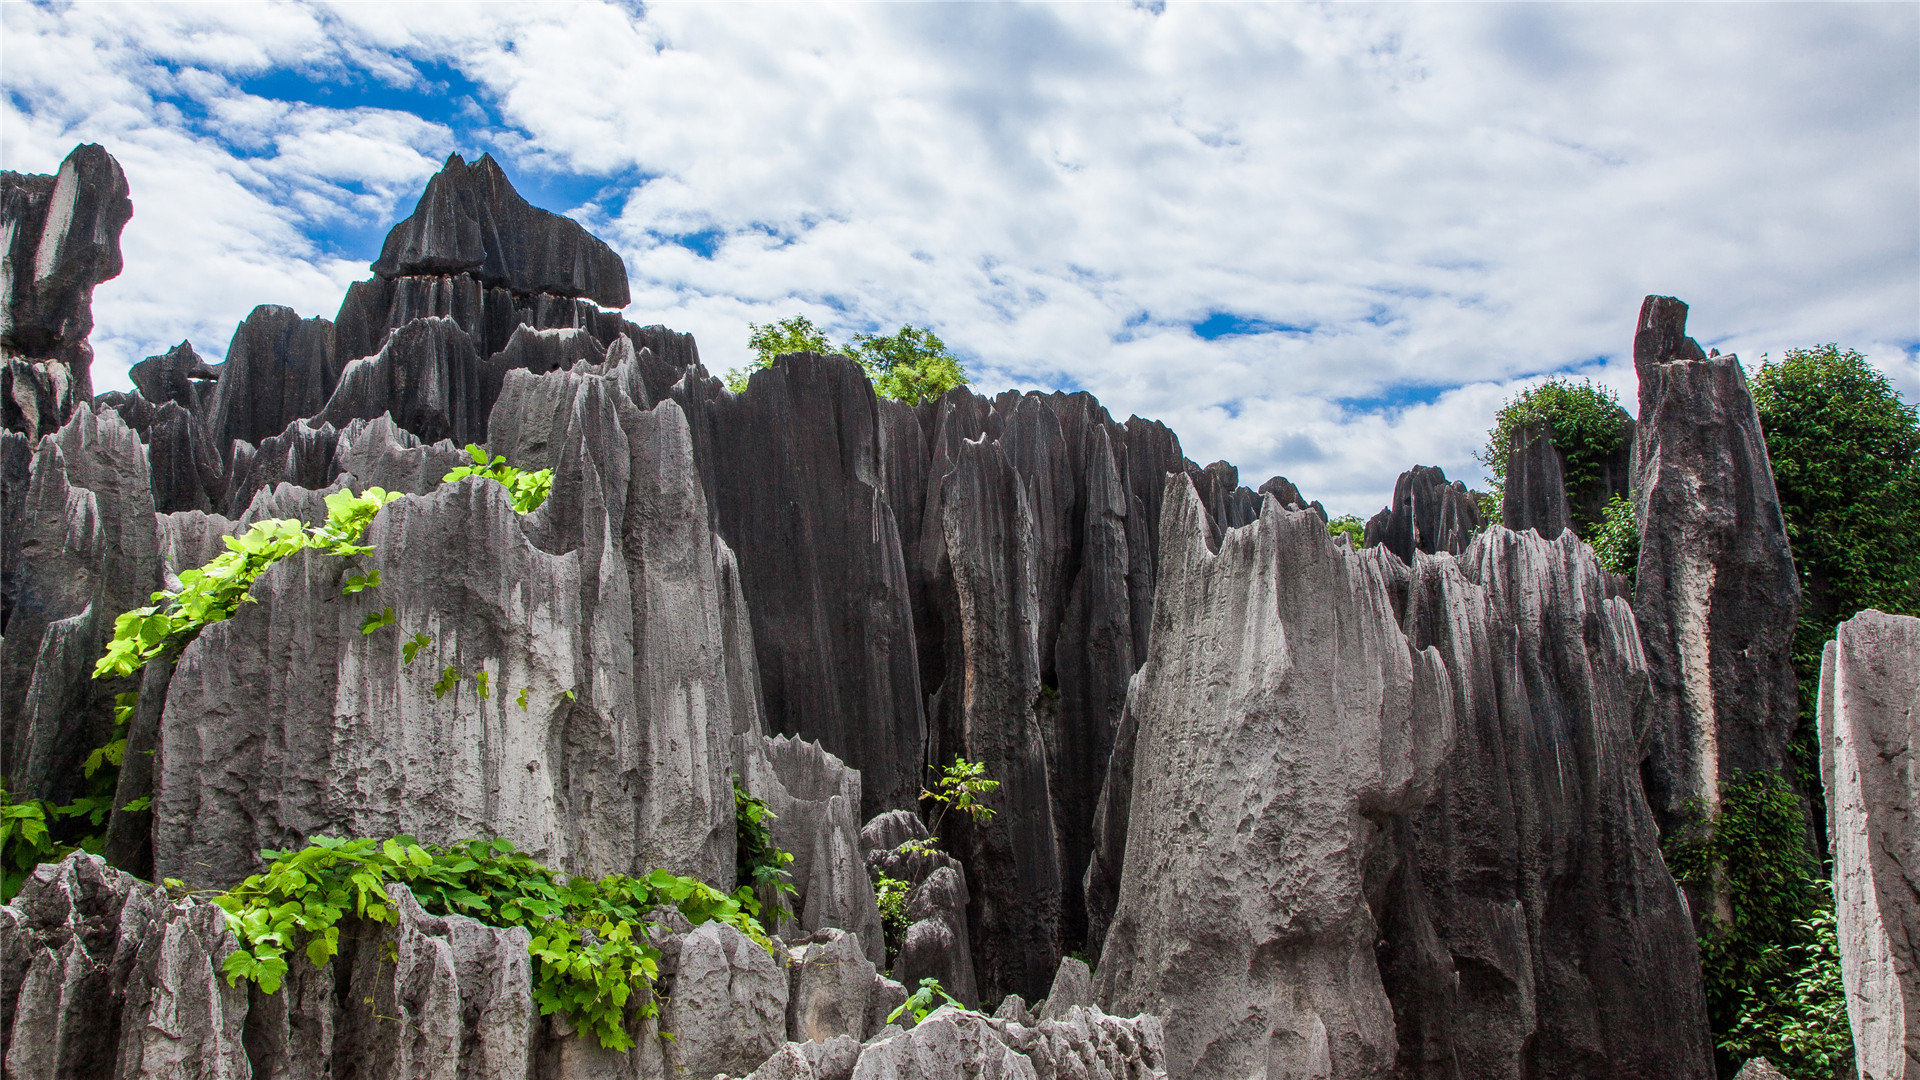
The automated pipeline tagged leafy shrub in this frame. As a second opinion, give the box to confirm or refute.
[213,835,774,1051]
[1476,378,1628,532]
[873,873,912,955]
[1585,494,1639,576]
[734,780,797,922]
[1752,345,1920,794]
[1664,773,1852,1078]
[888,977,963,1026]
[444,444,554,513]
[920,756,1000,836]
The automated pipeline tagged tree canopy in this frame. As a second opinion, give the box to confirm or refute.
[1475,377,1630,534]
[728,315,970,405]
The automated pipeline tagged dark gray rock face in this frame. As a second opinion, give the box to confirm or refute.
[1094,477,1455,1080]
[1630,295,1800,834]
[1363,464,1486,561]
[128,340,219,413]
[1378,529,1714,1080]
[673,354,928,820]
[154,361,750,888]
[1818,610,1920,1080]
[207,304,341,451]
[1,143,132,430]
[373,152,630,308]
[1500,421,1573,540]
[0,406,157,804]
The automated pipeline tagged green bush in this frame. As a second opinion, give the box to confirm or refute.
[1664,773,1852,1078]
[1752,345,1920,792]
[1476,378,1629,531]
[1585,494,1639,576]
[734,779,797,921]
[213,835,776,1051]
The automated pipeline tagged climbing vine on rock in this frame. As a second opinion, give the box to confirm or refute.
[734,779,798,923]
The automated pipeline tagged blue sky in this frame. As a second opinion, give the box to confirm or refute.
[4,2,1915,515]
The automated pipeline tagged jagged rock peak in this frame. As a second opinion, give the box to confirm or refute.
[372,152,631,309]
[127,340,217,412]
[1364,463,1487,562]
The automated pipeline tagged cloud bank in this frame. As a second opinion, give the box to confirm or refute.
[4,1,1914,514]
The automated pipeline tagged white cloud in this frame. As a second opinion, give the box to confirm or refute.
[3,1,1913,515]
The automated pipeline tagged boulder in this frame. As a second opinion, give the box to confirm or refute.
[788,928,879,1044]
[1818,610,1920,1080]
[1631,295,1801,835]
[666,921,789,1078]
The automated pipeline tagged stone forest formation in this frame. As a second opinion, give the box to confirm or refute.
[2,145,1915,1080]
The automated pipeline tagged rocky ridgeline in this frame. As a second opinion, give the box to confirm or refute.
[4,144,1910,1078]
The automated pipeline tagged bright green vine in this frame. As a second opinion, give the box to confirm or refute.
[212,835,774,1051]
[444,444,554,513]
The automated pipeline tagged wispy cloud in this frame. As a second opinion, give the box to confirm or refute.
[3,1,1913,514]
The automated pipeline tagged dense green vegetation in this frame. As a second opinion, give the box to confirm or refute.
[1752,345,1920,789]
[1664,773,1853,1078]
[212,834,779,1050]
[728,314,970,404]
[1587,493,1639,576]
[1475,377,1629,533]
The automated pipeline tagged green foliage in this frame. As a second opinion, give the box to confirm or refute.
[1477,378,1628,532]
[873,873,912,955]
[731,315,969,404]
[95,487,404,681]
[213,835,775,1051]
[1752,345,1920,790]
[919,756,1000,836]
[1664,773,1852,1079]
[1584,494,1640,576]
[734,780,797,922]
[444,444,554,513]
[848,325,969,406]
[887,977,963,1026]
[1326,514,1366,547]
[2,792,62,901]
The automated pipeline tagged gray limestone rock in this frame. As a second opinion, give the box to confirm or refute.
[1731,1059,1789,1080]
[740,734,887,965]
[1,143,132,424]
[129,340,219,413]
[1631,295,1801,835]
[787,928,879,1044]
[1819,610,1920,1080]
[1093,476,1453,1080]
[1500,421,1572,541]
[314,316,488,448]
[1039,957,1093,1022]
[673,353,927,821]
[373,153,630,308]
[1363,464,1486,562]
[206,304,341,452]
[1,405,158,803]
[1377,529,1715,1079]
[156,365,746,887]
[800,1033,863,1080]
[666,921,790,1078]
[850,1004,1167,1080]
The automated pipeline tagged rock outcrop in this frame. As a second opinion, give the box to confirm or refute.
[1377,528,1714,1079]
[1631,295,1801,834]
[1363,464,1486,561]
[1500,420,1573,541]
[2,143,132,438]
[153,361,750,887]
[1093,477,1456,1080]
[864,809,981,1005]
[1819,610,1920,1080]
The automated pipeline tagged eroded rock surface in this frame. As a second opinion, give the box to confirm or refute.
[1631,295,1801,833]
[1819,610,1920,1080]
[1363,464,1486,561]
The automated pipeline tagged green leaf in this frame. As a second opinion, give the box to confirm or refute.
[360,606,396,635]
